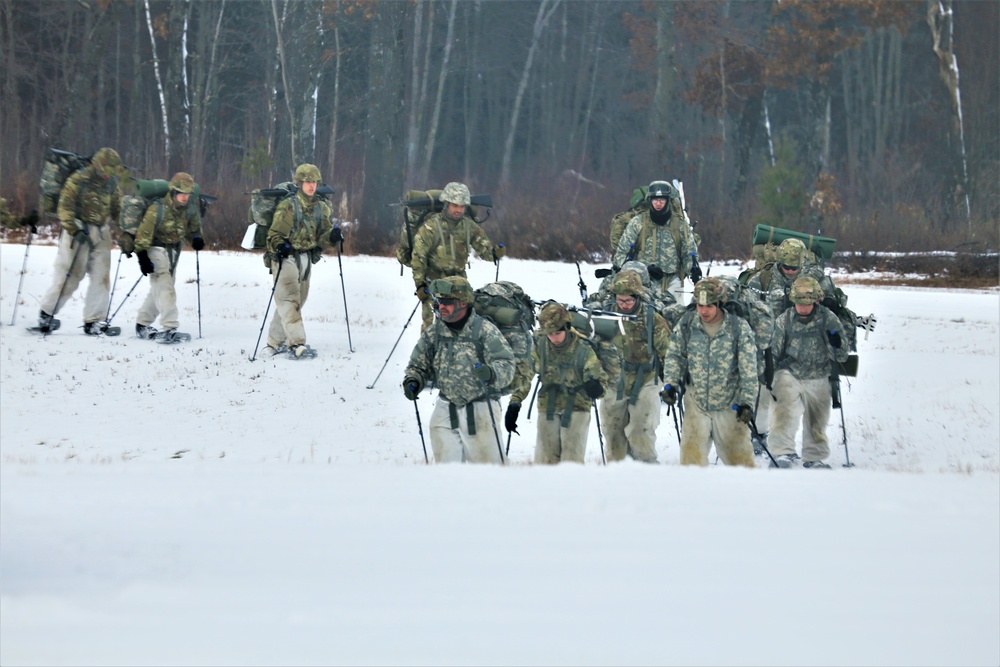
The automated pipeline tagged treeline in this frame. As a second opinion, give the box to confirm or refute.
[1,0,996,261]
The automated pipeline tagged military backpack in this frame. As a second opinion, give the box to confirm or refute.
[118,179,202,256]
[38,148,92,216]
[242,181,334,251]
[394,189,494,269]
[470,281,536,395]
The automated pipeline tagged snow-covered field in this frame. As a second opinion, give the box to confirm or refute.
[1,242,998,666]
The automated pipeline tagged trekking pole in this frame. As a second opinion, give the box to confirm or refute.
[484,396,506,465]
[43,236,88,336]
[367,301,420,389]
[250,261,283,361]
[104,252,123,324]
[575,261,588,306]
[525,377,541,418]
[335,242,354,352]
[412,399,429,464]
[106,275,145,325]
[669,402,681,445]
[196,250,202,338]
[831,375,854,468]
[9,228,35,326]
[747,416,780,469]
[592,400,607,465]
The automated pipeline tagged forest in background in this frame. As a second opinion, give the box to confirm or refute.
[1,0,997,262]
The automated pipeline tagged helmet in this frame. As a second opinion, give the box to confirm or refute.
[611,271,643,297]
[693,277,728,306]
[168,172,196,194]
[620,260,650,287]
[293,163,322,186]
[777,238,807,268]
[429,276,474,304]
[439,182,471,207]
[789,276,824,304]
[537,302,573,335]
[646,180,674,201]
[91,147,122,177]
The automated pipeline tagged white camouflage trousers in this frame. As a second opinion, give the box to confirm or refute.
[534,409,592,464]
[40,227,112,324]
[755,382,775,432]
[599,377,660,463]
[267,255,311,348]
[428,396,504,464]
[136,246,180,330]
[679,396,755,467]
[769,370,833,463]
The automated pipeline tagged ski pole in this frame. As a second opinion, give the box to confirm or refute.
[106,276,144,325]
[44,234,87,336]
[525,376,541,418]
[105,251,123,323]
[196,249,202,338]
[367,301,419,389]
[484,395,506,465]
[575,261,588,306]
[413,398,429,464]
[669,402,681,445]
[592,400,606,465]
[251,260,283,361]
[335,242,354,352]
[747,415,779,468]
[832,377,854,468]
[9,227,34,326]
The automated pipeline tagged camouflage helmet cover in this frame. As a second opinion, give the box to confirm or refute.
[168,172,196,194]
[429,276,474,304]
[777,238,807,268]
[611,271,643,297]
[293,163,322,185]
[91,147,122,176]
[620,260,650,287]
[537,301,573,335]
[790,276,824,305]
[439,182,471,207]
[646,180,675,201]
[693,277,728,306]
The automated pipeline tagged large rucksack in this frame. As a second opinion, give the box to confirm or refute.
[471,281,535,395]
[609,186,649,255]
[38,148,92,215]
[242,181,334,251]
[118,179,202,256]
[394,189,494,269]
[568,310,624,395]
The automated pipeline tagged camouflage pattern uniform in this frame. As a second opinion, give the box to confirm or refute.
[612,181,698,302]
[512,303,608,464]
[769,277,849,466]
[264,164,336,354]
[404,277,515,464]
[662,278,757,467]
[598,272,672,463]
[585,261,685,329]
[38,147,124,330]
[134,173,203,334]
[411,182,504,330]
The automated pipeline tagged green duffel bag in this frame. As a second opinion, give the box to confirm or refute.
[752,224,836,262]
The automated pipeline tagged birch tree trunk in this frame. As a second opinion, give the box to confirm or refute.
[144,0,171,165]
[417,0,458,185]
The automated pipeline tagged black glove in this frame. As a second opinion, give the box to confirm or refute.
[416,284,430,302]
[647,264,665,281]
[191,236,205,251]
[275,242,292,259]
[594,268,613,279]
[137,250,154,276]
[735,404,753,424]
[329,226,343,245]
[690,263,703,283]
[403,377,422,401]
[504,403,520,434]
[827,330,842,348]
[473,363,492,382]
[72,228,90,247]
[20,210,39,234]
[583,378,605,399]
[659,384,677,405]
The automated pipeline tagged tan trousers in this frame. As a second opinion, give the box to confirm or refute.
[41,227,112,324]
[428,396,504,464]
[769,370,833,463]
[679,396,755,467]
[534,409,592,464]
[755,382,775,432]
[267,255,311,348]
[136,247,180,329]
[599,377,660,463]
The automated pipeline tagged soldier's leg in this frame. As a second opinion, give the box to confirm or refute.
[755,382,774,432]
[464,399,503,464]
[599,396,630,462]
[801,377,832,463]
[678,396,712,466]
[40,231,89,316]
[534,414,563,464]
[559,410,591,463]
[81,230,112,324]
[271,257,307,346]
[623,381,661,463]
[714,410,755,468]
[666,276,683,303]
[428,398,465,463]
[768,370,805,457]
[135,247,168,327]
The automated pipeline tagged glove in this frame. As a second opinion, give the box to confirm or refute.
[329,226,343,245]
[504,403,520,434]
[191,236,205,251]
[583,378,605,399]
[136,250,154,276]
[690,262,703,283]
[493,243,507,260]
[659,384,677,405]
[275,242,292,259]
[473,363,492,382]
[403,377,422,401]
[647,264,665,281]
[827,330,842,348]
[734,404,753,424]
[19,210,39,234]
[416,284,430,302]
[594,268,613,279]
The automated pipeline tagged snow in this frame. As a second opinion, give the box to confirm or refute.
[1,243,998,666]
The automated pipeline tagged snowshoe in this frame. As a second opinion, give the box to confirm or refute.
[287,344,317,359]
[261,343,288,357]
[154,329,192,344]
[83,321,121,337]
[28,312,61,334]
[802,460,832,469]
[751,431,768,457]
[136,323,158,340]
[769,453,799,469]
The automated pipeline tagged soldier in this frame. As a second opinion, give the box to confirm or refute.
[612,180,700,302]
[0,198,39,233]
[263,163,341,359]
[507,302,608,464]
[410,182,506,330]
[133,172,204,342]
[768,276,850,469]
[660,278,757,467]
[36,147,124,335]
[585,260,684,328]
[598,272,672,463]
[402,276,515,464]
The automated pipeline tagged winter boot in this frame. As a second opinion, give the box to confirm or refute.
[770,453,799,469]
[802,460,832,469]
[83,322,109,336]
[37,311,61,333]
[751,431,768,456]
[136,323,158,340]
[262,343,287,357]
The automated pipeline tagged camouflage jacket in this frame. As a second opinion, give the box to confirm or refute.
[57,168,121,232]
[609,301,671,404]
[410,211,495,289]
[772,304,849,381]
[612,209,697,284]
[763,264,827,316]
[134,194,201,252]
[513,329,606,414]
[405,311,515,407]
[266,191,334,255]
[663,310,758,412]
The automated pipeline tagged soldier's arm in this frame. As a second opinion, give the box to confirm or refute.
[266,200,294,254]
[56,173,83,230]
[509,346,539,405]
[317,202,335,248]
[735,319,758,406]
[187,207,203,243]
[410,223,434,288]
[660,324,686,388]
[133,204,158,253]
[612,217,642,267]
[404,332,435,387]
[482,324,516,389]
[652,313,672,363]
[469,221,498,262]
